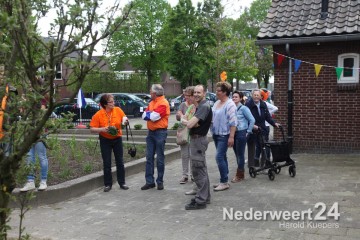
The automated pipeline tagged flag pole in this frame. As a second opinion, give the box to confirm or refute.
[76,88,87,129]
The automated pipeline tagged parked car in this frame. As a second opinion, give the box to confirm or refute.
[170,95,184,112]
[240,90,252,101]
[54,98,100,122]
[206,92,217,107]
[170,92,217,112]
[94,93,148,117]
[133,93,152,103]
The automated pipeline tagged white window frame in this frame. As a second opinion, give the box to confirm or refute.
[55,63,62,80]
[337,53,359,84]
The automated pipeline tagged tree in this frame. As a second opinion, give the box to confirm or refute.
[0,0,131,237]
[235,0,272,88]
[162,0,221,88]
[107,0,171,90]
[208,17,258,88]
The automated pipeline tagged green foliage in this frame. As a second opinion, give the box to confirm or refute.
[0,2,132,234]
[79,70,117,93]
[82,162,93,174]
[84,139,97,154]
[59,169,72,179]
[162,0,221,87]
[83,71,150,94]
[107,126,118,136]
[234,0,273,87]
[108,0,171,89]
[171,122,180,130]
[133,124,143,130]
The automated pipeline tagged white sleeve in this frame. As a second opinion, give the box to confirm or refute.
[266,102,278,115]
[142,111,161,122]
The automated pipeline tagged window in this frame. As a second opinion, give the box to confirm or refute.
[55,63,62,80]
[337,53,359,84]
[39,63,62,80]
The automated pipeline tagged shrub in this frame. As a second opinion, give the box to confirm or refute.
[134,124,143,130]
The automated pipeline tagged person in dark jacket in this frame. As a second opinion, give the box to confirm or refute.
[246,89,280,168]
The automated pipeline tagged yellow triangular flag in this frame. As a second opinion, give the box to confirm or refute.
[314,64,323,77]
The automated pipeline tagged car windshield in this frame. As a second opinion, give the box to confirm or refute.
[84,98,97,104]
[126,94,143,101]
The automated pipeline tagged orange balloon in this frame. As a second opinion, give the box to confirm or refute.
[220,71,227,81]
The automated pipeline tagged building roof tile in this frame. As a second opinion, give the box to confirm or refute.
[258,0,360,40]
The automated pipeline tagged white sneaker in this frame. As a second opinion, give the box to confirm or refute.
[38,181,47,191]
[20,181,35,192]
[214,183,230,192]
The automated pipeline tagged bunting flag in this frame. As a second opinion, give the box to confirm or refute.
[314,64,323,77]
[294,59,302,73]
[262,47,360,79]
[335,67,344,80]
[277,54,285,67]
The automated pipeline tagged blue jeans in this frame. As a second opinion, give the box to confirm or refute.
[145,129,167,184]
[99,136,125,187]
[27,141,48,181]
[233,130,247,171]
[213,134,229,183]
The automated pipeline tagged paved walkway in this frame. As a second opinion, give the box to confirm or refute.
[8,143,360,240]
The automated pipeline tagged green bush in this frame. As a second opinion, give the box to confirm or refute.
[134,124,143,130]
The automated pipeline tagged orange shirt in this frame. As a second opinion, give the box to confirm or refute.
[146,96,170,131]
[90,107,126,139]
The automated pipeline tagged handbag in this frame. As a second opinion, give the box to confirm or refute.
[176,124,189,145]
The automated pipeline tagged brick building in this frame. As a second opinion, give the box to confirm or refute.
[256,0,360,153]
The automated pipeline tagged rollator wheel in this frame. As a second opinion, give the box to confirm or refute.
[268,169,275,181]
[274,164,281,174]
[249,167,256,178]
[289,165,296,177]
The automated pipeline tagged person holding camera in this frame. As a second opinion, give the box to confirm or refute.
[90,93,129,192]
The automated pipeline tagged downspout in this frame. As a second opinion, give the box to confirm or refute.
[286,43,293,153]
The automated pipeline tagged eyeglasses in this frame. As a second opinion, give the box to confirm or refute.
[107,100,114,103]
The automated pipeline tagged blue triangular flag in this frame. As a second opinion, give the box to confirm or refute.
[77,88,86,108]
[294,59,302,73]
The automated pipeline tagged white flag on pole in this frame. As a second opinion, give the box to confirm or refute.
[77,88,86,108]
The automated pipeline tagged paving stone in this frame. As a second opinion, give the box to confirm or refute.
[8,142,360,240]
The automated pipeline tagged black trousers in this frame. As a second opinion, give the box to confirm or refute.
[99,135,125,186]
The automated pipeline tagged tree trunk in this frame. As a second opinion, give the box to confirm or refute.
[147,70,153,90]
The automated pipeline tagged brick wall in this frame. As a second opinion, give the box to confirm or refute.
[273,41,360,153]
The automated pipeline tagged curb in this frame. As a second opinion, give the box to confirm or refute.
[10,147,181,208]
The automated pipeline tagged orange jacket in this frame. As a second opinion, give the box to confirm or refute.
[144,96,170,131]
[90,107,126,139]
[0,84,9,139]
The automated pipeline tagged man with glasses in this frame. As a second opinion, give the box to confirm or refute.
[141,84,170,191]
